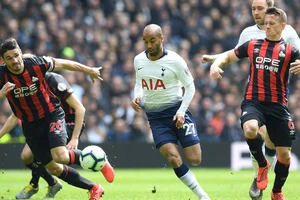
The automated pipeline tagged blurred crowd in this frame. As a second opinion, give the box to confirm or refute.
[0,0,300,144]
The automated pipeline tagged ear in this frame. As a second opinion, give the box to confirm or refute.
[282,22,286,30]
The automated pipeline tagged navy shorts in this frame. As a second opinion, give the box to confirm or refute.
[240,100,295,147]
[23,108,68,165]
[147,104,200,149]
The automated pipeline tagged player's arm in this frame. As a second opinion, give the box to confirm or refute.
[65,93,85,149]
[175,82,195,129]
[202,29,248,64]
[132,58,143,112]
[52,58,103,83]
[0,113,19,139]
[201,53,222,63]
[210,49,239,80]
[173,57,195,128]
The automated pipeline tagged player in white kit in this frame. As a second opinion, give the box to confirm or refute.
[132,24,210,200]
[201,0,300,199]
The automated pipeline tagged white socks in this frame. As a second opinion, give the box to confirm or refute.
[179,170,209,198]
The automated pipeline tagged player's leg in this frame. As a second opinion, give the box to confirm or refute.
[264,129,276,168]
[48,116,104,199]
[45,160,104,200]
[66,123,114,183]
[16,143,62,199]
[267,116,295,200]
[159,143,209,200]
[182,144,210,200]
[243,119,270,190]
[241,102,269,198]
[16,144,39,199]
[271,146,291,200]
[249,125,271,200]
[175,110,210,200]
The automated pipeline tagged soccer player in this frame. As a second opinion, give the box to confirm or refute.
[206,7,300,200]
[201,0,300,199]
[0,38,109,200]
[131,24,210,200]
[0,71,115,199]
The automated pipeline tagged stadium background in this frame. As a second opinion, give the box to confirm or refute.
[0,0,300,169]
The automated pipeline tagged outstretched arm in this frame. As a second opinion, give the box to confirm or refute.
[201,53,223,63]
[53,58,103,83]
[209,49,239,80]
[0,113,19,139]
[65,94,86,150]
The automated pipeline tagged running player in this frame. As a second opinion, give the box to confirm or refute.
[0,71,114,199]
[132,24,210,200]
[201,0,300,199]
[0,38,105,200]
[206,7,300,200]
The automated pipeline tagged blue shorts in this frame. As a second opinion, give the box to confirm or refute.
[146,104,200,149]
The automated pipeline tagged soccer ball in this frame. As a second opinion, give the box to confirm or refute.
[79,145,106,172]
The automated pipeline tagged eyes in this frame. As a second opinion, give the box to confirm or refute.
[5,54,19,61]
[252,6,266,12]
[143,38,156,45]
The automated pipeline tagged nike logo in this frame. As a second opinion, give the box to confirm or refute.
[138,67,143,70]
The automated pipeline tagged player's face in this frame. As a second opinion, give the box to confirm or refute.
[143,33,163,60]
[252,0,268,26]
[2,48,24,74]
[264,14,285,40]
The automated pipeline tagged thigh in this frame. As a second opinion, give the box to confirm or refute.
[265,115,295,147]
[240,100,265,128]
[24,123,53,165]
[48,118,68,149]
[149,118,178,149]
[159,143,181,159]
[183,143,201,161]
[176,110,200,148]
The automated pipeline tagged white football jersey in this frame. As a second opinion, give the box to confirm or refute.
[134,50,193,112]
[236,24,300,50]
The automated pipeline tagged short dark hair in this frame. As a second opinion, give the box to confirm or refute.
[0,38,20,58]
[266,7,287,23]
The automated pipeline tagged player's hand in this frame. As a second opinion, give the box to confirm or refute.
[201,54,216,63]
[210,64,224,80]
[66,138,79,150]
[0,82,15,99]
[173,113,185,129]
[131,97,141,112]
[290,59,300,74]
[89,67,103,83]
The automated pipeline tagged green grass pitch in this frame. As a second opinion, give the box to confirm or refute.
[0,168,299,200]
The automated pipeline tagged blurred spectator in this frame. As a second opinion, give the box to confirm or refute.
[0,0,299,144]
[220,112,244,141]
[107,118,131,142]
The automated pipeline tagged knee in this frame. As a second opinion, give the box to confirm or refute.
[165,154,182,168]
[20,151,34,165]
[277,151,291,164]
[47,164,63,176]
[243,123,259,138]
[187,156,202,166]
[51,150,69,164]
